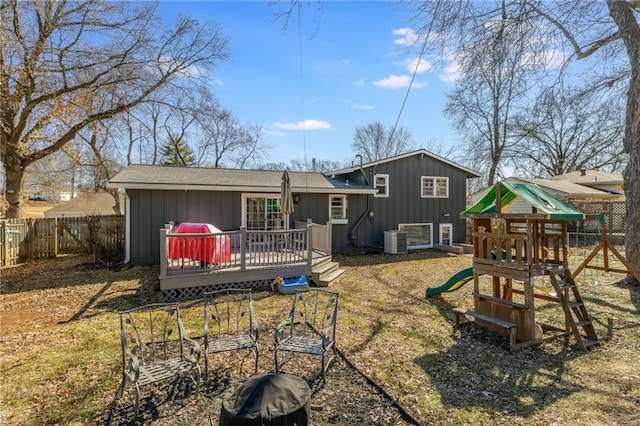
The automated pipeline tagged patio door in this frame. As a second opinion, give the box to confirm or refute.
[244,195,282,230]
[439,223,452,246]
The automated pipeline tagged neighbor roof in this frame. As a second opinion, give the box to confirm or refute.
[44,192,124,217]
[463,181,585,220]
[107,165,377,194]
[326,149,481,178]
[551,170,623,186]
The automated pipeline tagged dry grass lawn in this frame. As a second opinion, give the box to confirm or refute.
[0,250,638,425]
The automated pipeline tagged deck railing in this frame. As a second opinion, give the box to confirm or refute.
[159,224,314,277]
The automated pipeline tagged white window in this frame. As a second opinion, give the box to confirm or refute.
[329,195,348,224]
[421,176,449,198]
[399,223,433,249]
[374,174,389,197]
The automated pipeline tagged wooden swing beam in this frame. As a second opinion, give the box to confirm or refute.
[573,214,640,282]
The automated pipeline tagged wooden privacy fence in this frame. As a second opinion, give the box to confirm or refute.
[0,215,125,267]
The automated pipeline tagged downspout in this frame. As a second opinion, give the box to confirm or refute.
[349,155,372,248]
[122,188,130,264]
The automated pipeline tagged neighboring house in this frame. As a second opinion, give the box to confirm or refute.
[107,149,480,265]
[43,192,124,218]
[551,169,625,199]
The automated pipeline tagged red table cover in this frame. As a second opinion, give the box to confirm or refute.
[168,223,231,263]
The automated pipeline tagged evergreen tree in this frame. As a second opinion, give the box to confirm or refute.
[160,136,196,167]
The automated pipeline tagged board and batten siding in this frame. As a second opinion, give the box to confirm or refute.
[127,189,241,264]
[334,153,471,252]
[127,189,338,264]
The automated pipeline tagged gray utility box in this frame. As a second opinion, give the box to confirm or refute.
[384,230,408,254]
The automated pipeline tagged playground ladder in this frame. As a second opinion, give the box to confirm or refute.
[549,267,599,351]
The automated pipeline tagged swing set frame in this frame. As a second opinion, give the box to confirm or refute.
[573,214,640,282]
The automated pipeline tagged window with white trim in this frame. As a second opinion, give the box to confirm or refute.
[421,176,449,198]
[374,174,389,197]
[329,195,348,224]
[399,223,433,249]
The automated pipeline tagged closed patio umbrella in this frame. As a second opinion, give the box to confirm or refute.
[280,170,294,229]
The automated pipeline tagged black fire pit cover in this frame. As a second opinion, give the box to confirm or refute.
[219,373,310,426]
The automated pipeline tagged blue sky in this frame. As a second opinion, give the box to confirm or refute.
[157,1,459,166]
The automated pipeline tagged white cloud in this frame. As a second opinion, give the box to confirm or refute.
[341,59,350,64]
[264,129,286,136]
[343,100,374,110]
[406,57,432,74]
[439,61,462,83]
[373,75,427,89]
[355,79,366,87]
[393,28,419,46]
[274,120,331,130]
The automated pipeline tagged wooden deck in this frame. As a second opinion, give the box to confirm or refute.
[158,223,332,300]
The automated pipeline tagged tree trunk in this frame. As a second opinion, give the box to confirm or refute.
[4,150,26,218]
[607,0,640,279]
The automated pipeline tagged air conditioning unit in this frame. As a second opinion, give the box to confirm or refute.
[384,230,408,254]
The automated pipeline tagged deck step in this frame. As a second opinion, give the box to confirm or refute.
[315,268,345,288]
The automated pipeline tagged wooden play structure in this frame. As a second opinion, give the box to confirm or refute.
[456,182,599,351]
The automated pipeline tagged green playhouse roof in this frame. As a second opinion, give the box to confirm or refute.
[463,181,585,220]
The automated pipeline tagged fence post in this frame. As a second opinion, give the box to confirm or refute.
[240,226,247,270]
[53,218,59,257]
[29,218,35,259]
[1,221,6,267]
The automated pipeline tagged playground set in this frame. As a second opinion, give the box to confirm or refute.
[426,181,637,351]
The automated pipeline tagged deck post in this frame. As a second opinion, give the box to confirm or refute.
[325,221,332,256]
[240,226,247,270]
[306,221,313,266]
[159,227,168,277]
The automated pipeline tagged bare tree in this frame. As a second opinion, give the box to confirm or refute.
[414,0,640,276]
[511,84,626,177]
[0,0,228,217]
[443,1,543,186]
[522,0,640,278]
[194,88,269,168]
[352,122,415,162]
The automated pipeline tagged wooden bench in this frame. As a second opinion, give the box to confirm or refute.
[452,307,518,351]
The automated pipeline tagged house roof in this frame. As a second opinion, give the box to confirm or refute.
[44,192,124,217]
[463,181,585,220]
[326,149,481,178]
[551,170,623,186]
[107,165,377,194]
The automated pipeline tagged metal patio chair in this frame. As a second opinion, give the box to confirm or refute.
[117,302,201,421]
[274,289,339,382]
[203,289,259,377]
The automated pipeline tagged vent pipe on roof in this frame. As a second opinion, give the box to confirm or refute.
[580,168,586,176]
[311,158,316,172]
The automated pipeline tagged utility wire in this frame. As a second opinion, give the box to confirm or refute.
[388,3,440,145]
[297,2,308,170]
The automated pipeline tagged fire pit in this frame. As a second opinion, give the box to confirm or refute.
[219,373,310,426]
